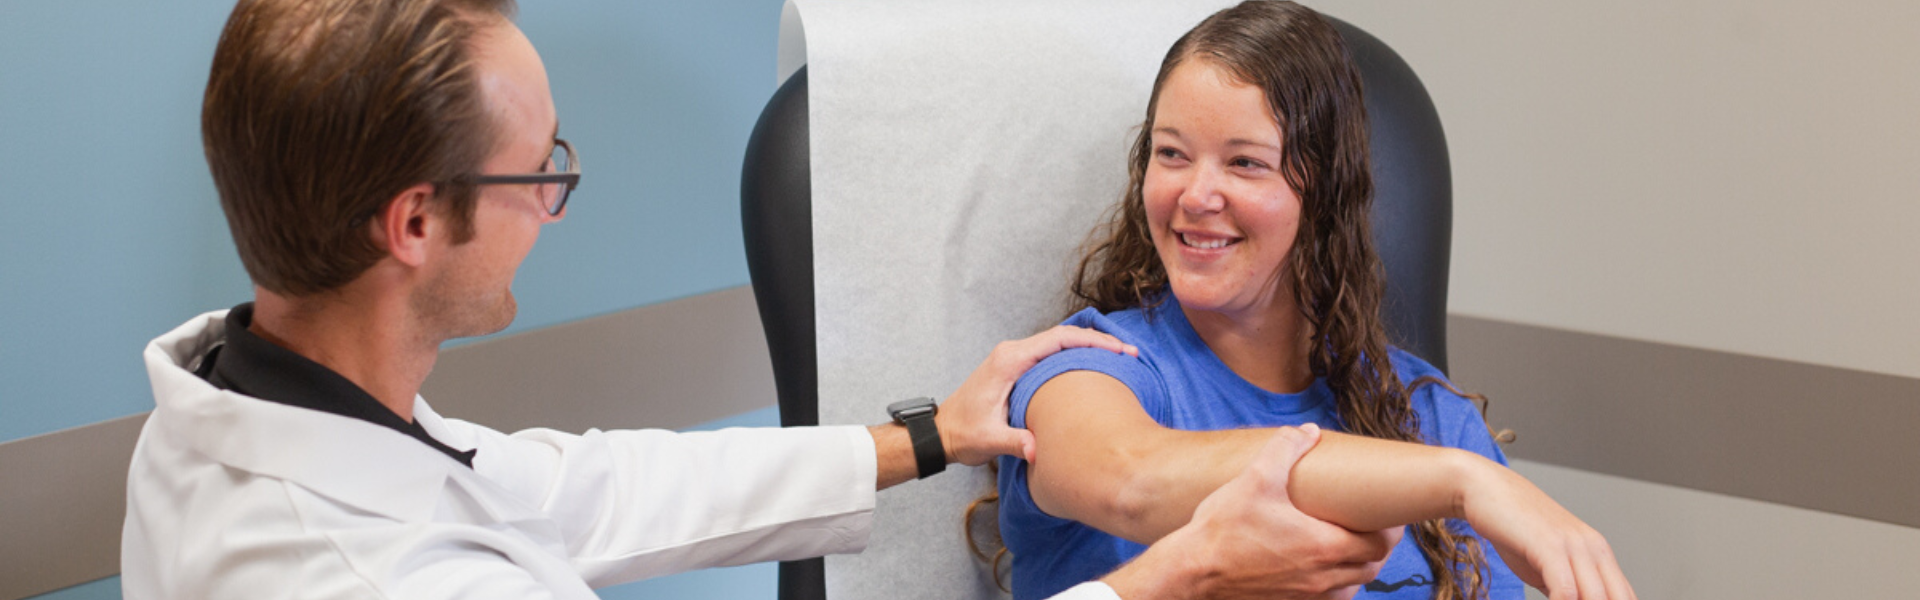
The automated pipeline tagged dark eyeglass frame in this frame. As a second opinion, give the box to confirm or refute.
[466,138,580,216]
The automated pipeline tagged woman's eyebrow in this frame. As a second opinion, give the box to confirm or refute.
[1155,127,1278,153]
[1226,138,1281,152]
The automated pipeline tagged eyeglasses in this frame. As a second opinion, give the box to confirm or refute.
[467,138,580,217]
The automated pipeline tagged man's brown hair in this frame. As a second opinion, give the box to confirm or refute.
[203,0,518,296]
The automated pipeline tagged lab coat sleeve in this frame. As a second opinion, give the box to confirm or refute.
[449,420,879,588]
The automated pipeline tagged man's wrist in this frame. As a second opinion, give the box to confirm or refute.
[933,409,957,464]
[886,397,945,478]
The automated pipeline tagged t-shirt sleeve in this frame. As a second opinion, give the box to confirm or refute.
[1442,399,1510,468]
[1008,346,1168,429]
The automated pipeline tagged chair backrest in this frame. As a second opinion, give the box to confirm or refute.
[739,65,826,600]
[740,17,1451,600]
[1333,17,1455,374]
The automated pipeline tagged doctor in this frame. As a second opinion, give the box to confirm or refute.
[124,0,1400,598]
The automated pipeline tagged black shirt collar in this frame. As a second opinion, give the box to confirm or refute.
[198,303,476,468]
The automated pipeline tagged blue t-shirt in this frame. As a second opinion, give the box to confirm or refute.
[997,299,1525,600]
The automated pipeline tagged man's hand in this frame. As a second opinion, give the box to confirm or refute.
[1101,425,1399,600]
[936,325,1135,466]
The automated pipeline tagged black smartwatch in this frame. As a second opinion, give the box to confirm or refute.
[886,397,946,479]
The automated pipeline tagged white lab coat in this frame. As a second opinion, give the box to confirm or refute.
[124,309,1122,600]
[122,310,880,599]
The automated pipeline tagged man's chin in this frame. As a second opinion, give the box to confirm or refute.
[476,294,518,336]
[446,294,517,340]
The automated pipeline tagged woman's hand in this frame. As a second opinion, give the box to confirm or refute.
[1455,457,1638,600]
[937,325,1136,466]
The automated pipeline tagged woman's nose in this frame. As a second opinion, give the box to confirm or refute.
[1178,166,1226,214]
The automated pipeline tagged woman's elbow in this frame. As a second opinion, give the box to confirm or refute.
[1035,460,1179,543]
[1107,472,1180,540]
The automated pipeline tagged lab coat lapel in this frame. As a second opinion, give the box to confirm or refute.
[410,402,555,533]
[405,404,567,556]
[145,310,454,524]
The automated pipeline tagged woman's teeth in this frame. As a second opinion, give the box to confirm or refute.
[1181,233,1233,249]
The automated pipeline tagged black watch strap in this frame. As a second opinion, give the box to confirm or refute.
[887,397,946,479]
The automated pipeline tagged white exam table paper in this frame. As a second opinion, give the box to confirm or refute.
[783,1,1238,597]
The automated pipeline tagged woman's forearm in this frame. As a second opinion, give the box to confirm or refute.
[1025,372,1487,542]
[1027,374,1632,597]
[1081,428,1484,539]
[1284,431,1485,532]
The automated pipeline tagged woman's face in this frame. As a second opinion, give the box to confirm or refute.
[1144,59,1302,319]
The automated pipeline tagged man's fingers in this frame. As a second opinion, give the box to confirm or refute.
[1245,423,1322,492]
[951,422,1039,466]
[981,327,1135,388]
[1038,325,1137,357]
[1317,524,1398,566]
[1314,561,1385,595]
[995,427,1036,463]
[1361,526,1400,563]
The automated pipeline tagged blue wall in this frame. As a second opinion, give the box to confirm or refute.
[0,0,783,443]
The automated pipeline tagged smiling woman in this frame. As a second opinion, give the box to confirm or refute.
[975,2,1635,600]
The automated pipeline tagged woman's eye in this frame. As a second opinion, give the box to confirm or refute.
[1231,157,1269,170]
[1155,147,1185,161]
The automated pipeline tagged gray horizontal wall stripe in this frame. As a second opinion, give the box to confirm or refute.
[0,285,773,600]
[1450,314,1920,529]
[0,413,144,600]
[421,285,776,434]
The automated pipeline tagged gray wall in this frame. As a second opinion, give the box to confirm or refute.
[1308,0,1920,597]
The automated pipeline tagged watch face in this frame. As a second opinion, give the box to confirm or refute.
[888,397,938,420]
[893,405,936,420]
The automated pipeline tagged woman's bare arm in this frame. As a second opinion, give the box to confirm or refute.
[1024,370,1637,599]
[1025,371,1469,541]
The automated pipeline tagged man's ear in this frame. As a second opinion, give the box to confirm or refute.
[372,183,440,268]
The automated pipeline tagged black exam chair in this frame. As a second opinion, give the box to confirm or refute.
[738,18,1452,600]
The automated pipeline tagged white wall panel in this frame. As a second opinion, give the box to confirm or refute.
[1514,460,1920,599]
